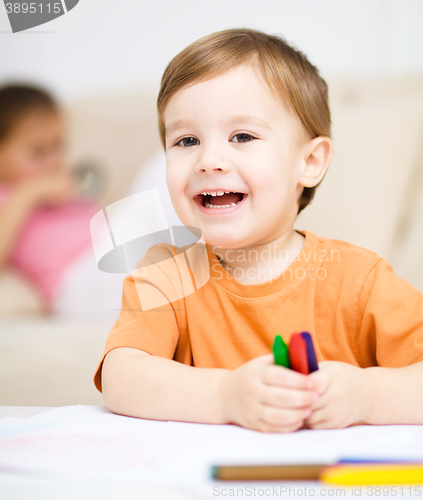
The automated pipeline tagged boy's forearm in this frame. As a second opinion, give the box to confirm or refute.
[364,360,423,425]
[102,348,230,424]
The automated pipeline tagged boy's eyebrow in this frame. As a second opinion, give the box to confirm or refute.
[165,119,192,138]
[228,115,272,130]
[165,115,271,138]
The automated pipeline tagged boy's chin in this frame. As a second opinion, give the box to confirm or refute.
[202,233,245,250]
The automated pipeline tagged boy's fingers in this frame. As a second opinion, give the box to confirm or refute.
[309,370,331,396]
[309,389,330,411]
[263,364,312,390]
[259,403,310,427]
[305,407,328,428]
[256,418,304,433]
[256,354,276,365]
[260,385,316,409]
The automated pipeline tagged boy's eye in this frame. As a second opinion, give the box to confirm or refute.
[177,137,198,147]
[231,133,255,143]
[176,133,255,147]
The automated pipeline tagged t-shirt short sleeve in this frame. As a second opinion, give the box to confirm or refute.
[355,257,423,367]
[93,271,182,392]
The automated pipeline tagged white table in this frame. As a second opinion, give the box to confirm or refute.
[1,405,423,500]
[0,406,54,418]
[0,405,203,499]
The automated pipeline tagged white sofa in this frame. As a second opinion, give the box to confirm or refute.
[1,75,422,406]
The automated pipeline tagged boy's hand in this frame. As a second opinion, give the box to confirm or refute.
[305,361,371,429]
[219,354,318,433]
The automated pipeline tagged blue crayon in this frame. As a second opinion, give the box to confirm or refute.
[300,331,319,373]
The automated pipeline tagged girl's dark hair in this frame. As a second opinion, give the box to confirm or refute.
[0,84,59,142]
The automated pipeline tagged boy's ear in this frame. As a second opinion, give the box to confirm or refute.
[298,136,332,188]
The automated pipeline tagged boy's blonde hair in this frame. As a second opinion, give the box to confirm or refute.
[157,28,331,215]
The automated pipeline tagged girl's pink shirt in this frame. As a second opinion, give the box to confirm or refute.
[0,183,97,309]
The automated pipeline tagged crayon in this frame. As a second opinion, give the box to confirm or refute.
[273,334,290,368]
[211,462,423,483]
[300,331,319,373]
[320,464,423,485]
[289,333,309,374]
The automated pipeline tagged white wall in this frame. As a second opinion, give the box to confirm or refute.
[0,0,422,103]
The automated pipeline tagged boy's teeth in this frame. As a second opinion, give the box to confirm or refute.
[204,202,238,208]
[200,191,232,196]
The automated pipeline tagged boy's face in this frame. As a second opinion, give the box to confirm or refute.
[0,111,65,183]
[164,63,312,249]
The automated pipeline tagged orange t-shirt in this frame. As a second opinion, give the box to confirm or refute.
[93,229,423,392]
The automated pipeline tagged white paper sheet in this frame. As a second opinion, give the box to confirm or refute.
[1,405,423,499]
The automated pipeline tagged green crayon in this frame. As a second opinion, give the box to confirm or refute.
[273,334,290,368]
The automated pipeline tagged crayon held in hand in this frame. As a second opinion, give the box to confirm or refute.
[273,334,290,368]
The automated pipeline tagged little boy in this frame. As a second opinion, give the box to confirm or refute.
[94,28,423,432]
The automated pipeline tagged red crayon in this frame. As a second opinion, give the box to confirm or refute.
[288,333,309,374]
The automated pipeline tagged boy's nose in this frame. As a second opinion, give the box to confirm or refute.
[194,148,230,174]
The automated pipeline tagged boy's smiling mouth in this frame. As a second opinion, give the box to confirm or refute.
[193,190,248,214]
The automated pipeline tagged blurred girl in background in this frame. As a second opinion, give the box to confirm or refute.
[0,84,124,318]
